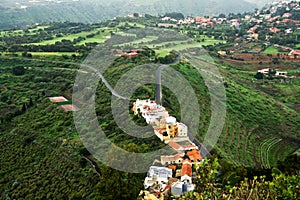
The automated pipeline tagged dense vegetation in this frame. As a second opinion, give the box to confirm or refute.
[0,4,299,198]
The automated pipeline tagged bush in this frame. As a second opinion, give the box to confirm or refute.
[12,66,26,76]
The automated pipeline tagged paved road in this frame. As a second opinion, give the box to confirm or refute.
[3,55,128,100]
[5,54,211,157]
[154,53,211,158]
[81,64,128,100]
[155,54,181,105]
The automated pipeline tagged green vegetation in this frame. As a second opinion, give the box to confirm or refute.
[0,5,299,198]
[263,46,279,54]
[179,157,300,200]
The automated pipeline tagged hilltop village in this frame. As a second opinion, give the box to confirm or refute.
[133,99,203,199]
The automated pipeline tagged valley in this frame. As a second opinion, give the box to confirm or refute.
[0,1,299,199]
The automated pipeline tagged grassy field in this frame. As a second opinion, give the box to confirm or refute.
[75,35,108,45]
[26,32,95,45]
[28,25,50,33]
[0,29,24,37]
[25,28,110,46]
[118,22,146,28]
[199,39,225,46]
[263,45,284,54]
[115,35,158,47]
[155,43,203,55]
[0,25,49,37]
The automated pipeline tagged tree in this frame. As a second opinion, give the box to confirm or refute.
[272,57,280,64]
[254,72,264,79]
[12,66,26,76]
[29,97,34,107]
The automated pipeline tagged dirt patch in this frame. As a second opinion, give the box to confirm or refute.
[222,53,300,65]
[290,103,300,112]
[60,104,79,112]
[49,96,68,103]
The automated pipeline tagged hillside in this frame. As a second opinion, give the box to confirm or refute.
[0,1,299,198]
[0,0,258,30]
[0,23,299,199]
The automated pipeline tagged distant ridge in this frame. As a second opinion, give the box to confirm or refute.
[0,0,262,29]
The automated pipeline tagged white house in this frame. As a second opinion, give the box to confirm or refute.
[161,154,184,165]
[144,166,173,189]
[177,123,188,137]
[166,116,177,125]
[258,68,270,75]
[181,160,193,183]
[275,71,288,77]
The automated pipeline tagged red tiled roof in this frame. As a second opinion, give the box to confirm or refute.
[292,50,300,55]
[181,162,192,177]
[168,141,181,150]
[187,149,202,162]
[168,165,177,171]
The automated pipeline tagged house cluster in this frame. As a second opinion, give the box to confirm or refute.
[245,0,300,41]
[157,16,223,27]
[134,99,203,199]
[257,68,289,78]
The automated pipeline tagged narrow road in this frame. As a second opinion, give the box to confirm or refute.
[155,53,181,105]
[1,55,128,100]
[155,53,211,158]
[4,54,211,159]
[81,64,128,100]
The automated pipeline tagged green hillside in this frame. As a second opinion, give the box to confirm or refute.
[0,0,256,30]
[1,38,299,199]
[0,10,299,198]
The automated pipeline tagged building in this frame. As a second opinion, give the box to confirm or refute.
[275,71,288,77]
[168,141,198,152]
[121,50,138,57]
[171,182,195,196]
[144,166,173,189]
[186,149,202,163]
[161,154,184,166]
[258,68,271,75]
[181,159,193,183]
[177,123,188,137]
[133,99,169,125]
[288,50,300,59]
[49,96,68,103]
[154,127,167,142]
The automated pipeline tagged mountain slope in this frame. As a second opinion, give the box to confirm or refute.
[0,0,258,29]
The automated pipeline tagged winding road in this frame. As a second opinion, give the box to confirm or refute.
[3,53,210,159]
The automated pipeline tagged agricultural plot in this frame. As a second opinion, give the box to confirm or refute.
[24,28,109,45]
[263,46,280,54]
[0,25,49,37]
[0,29,25,37]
